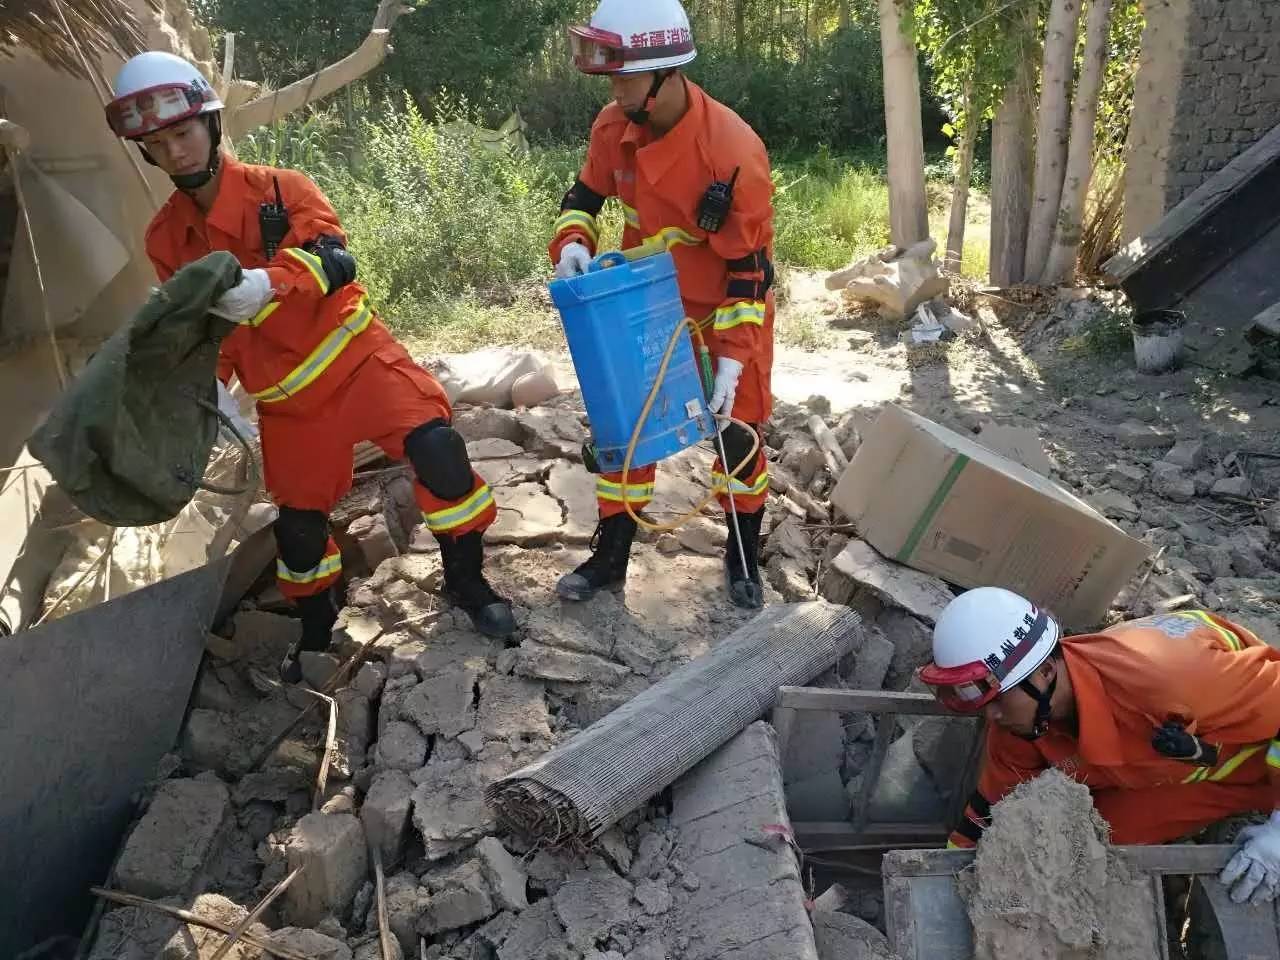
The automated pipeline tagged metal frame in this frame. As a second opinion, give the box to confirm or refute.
[772,687,984,848]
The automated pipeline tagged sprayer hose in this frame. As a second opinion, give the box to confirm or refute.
[618,318,760,534]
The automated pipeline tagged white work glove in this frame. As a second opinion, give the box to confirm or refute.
[1220,812,1280,905]
[209,268,274,323]
[555,241,592,279]
[709,357,744,420]
[216,381,258,441]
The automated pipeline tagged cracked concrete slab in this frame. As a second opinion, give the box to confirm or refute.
[670,723,818,960]
[488,483,566,547]
[547,461,599,544]
[478,675,551,740]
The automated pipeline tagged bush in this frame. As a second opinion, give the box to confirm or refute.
[308,96,576,336]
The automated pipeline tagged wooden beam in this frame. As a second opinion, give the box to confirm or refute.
[777,687,965,717]
[883,844,1236,878]
[794,821,950,848]
[850,714,897,831]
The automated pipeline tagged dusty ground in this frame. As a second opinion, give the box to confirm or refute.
[67,264,1280,960]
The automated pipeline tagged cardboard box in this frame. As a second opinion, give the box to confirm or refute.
[831,404,1151,628]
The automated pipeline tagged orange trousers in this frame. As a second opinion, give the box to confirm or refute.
[597,353,771,520]
[1094,780,1275,845]
[258,342,496,598]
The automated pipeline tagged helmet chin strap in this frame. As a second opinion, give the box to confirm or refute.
[138,113,223,192]
[1015,671,1058,741]
[624,70,673,126]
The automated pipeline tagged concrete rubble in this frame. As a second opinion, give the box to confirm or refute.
[81,368,1280,960]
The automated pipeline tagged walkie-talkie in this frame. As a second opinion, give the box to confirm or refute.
[698,166,741,233]
[1152,719,1219,767]
[259,176,290,260]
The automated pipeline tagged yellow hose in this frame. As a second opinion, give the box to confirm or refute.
[618,318,760,534]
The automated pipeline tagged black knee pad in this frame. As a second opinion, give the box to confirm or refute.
[404,418,475,501]
[721,422,760,480]
[274,506,330,573]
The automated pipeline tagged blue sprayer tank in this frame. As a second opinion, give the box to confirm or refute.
[549,249,715,470]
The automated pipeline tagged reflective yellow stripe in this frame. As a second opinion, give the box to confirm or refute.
[424,485,494,533]
[283,247,329,295]
[277,551,342,585]
[245,299,281,328]
[596,478,655,503]
[1268,741,1280,769]
[1210,744,1266,781]
[711,470,770,497]
[555,210,599,246]
[1177,610,1242,651]
[1180,743,1267,783]
[713,300,767,332]
[251,297,374,404]
[620,202,640,229]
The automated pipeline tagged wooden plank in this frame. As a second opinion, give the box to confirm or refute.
[884,845,1238,879]
[777,686,962,716]
[944,722,986,830]
[1119,155,1280,312]
[1104,121,1280,282]
[1150,875,1171,960]
[770,706,797,763]
[794,821,949,848]
[886,873,973,960]
[850,714,897,831]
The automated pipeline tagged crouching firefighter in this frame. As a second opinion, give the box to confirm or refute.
[106,52,515,680]
[921,586,1280,906]
[550,0,777,609]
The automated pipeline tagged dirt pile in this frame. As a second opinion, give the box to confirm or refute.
[961,770,1161,960]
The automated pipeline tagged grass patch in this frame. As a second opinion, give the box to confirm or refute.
[1063,303,1135,357]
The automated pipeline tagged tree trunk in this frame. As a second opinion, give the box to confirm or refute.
[878,0,930,246]
[989,23,1037,286]
[1022,0,1083,282]
[945,83,976,274]
[840,0,851,30]
[1042,0,1114,285]
[735,0,746,61]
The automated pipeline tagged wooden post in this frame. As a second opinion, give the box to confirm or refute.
[878,0,930,246]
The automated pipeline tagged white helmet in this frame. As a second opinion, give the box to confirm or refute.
[106,51,223,141]
[919,587,1061,714]
[569,0,697,76]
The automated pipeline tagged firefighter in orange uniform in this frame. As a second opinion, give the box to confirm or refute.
[919,586,1280,905]
[550,0,776,610]
[105,52,515,680]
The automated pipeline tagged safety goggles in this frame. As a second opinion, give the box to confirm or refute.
[105,82,211,140]
[568,25,695,74]
[918,660,1004,714]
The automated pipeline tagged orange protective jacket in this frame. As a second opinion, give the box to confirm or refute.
[951,610,1280,848]
[548,80,775,371]
[146,155,395,417]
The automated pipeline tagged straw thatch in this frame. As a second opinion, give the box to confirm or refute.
[0,0,151,77]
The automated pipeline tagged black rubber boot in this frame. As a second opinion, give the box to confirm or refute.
[280,585,341,683]
[556,513,638,601]
[724,509,765,610]
[439,530,516,639]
